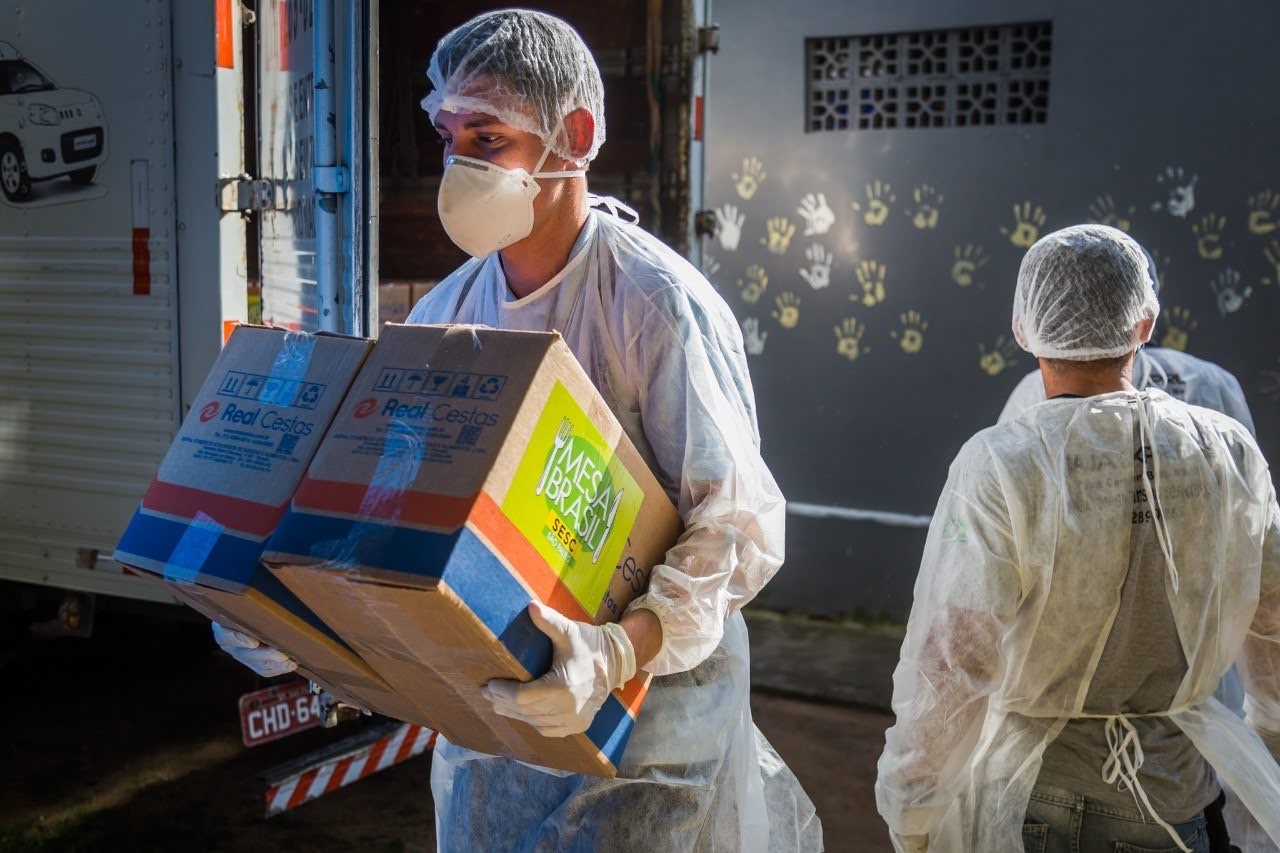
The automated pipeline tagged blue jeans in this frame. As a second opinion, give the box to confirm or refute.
[1023,784,1210,853]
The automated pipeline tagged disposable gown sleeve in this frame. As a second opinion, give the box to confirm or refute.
[876,436,1024,839]
[1241,492,1280,761]
[622,289,785,676]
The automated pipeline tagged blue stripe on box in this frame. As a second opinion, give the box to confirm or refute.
[585,690,637,767]
[267,510,553,677]
[115,510,265,590]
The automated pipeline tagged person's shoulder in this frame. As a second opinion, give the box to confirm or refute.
[1152,390,1255,445]
[405,258,486,324]
[596,213,734,333]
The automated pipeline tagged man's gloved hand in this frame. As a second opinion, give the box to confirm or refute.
[212,622,298,677]
[484,602,636,737]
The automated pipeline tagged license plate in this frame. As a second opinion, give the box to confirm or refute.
[73,135,95,151]
[238,679,323,747]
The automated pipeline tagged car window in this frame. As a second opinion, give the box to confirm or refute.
[0,61,55,96]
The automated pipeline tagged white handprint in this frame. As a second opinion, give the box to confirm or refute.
[798,244,834,290]
[1211,268,1252,316]
[742,317,768,355]
[796,193,835,236]
[714,204,745,252]
[1151,166,1198,219]
[702,254,721,277]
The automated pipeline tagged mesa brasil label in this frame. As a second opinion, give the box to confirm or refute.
[503,382,643,614]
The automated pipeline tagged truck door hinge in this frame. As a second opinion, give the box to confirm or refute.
[218,174,274,213]
[697,25,720,55]
[694,209,717,238]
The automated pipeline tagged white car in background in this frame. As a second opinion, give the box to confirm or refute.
[0,41,107,202]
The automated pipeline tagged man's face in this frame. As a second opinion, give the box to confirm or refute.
[432,110,549,173]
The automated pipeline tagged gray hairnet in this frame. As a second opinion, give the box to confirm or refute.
[1012,224,1160,361]
[421,10,607,165]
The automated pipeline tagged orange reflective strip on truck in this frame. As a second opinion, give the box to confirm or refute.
[216,0,235,69]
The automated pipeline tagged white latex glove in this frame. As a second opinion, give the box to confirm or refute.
[212,622,298,677]
[894,834,929,853]
[484,602,636,738]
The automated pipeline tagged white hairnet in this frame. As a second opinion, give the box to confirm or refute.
[1012,224,1160,361]
[422,9,607,165]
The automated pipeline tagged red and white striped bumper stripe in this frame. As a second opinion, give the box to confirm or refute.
[264,723,437,817]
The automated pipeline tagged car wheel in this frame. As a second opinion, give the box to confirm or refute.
[0,139,31,202]
[69,166,96,185]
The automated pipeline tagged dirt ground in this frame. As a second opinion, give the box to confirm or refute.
[0,605,893,853]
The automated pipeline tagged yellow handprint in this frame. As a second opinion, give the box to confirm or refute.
[1087,194,1135,232]
[852,180,895,227]
[1160,306,1197,351]
[1248,190,1280,235]
[978,336,1019,376]
[1193,213,1226,260]
[772,292,801,329]
[852,260,887,307]
[834,318,868,361]
[891,311,928,354]
[1001,202,1048,249]
[905,184,943,230]
[732,157,766,200]
[761,217,797,255]
[951,244,989,287]
[736,265,768,304]
[1263,240,1280,286]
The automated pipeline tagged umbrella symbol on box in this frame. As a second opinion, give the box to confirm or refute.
[242,376,261,397]
[405,373,425,392]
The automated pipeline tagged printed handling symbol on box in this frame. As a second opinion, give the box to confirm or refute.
[297,383,325,410]
[239,374,264,399]
[401,371,428,394]
[374,368,405,392]
[424,371,454,397]
[219,371,245,397]
[449,373,477,399]
[474,375,506,401]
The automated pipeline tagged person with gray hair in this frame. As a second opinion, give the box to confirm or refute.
[876,225,1280,852]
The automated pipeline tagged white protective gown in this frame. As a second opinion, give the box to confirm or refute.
[877,390,1280,852]
[407,207,822,852]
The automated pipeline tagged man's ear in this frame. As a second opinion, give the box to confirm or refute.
[1137,315,1156,345]
[562,108,595,164]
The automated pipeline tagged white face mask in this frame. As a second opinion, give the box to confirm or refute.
[437,140,584,259]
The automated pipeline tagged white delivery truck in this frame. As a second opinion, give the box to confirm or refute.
[0,0,712,617]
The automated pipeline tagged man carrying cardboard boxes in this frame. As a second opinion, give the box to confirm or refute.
[216,9,821,850]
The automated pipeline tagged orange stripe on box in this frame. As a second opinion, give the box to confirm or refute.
[470,492,592,623]
[292,478,476,530]
[222,321,239,346]
[142,478,285,537]
[616,675,649,717]
[215,0,235,69]
[131,228,151,295]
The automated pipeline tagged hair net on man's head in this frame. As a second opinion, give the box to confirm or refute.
[1012,224,1160,361]
[422,9,607,164]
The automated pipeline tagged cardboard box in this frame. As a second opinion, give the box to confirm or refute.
[378,283,412,325]
[262,324,683,777]
[113,325,422,723]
